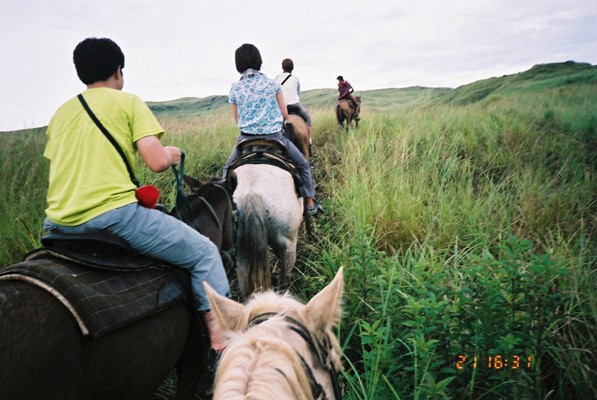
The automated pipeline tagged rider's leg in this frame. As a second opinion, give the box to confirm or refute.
[350,96,360,120]
[275,133,316,208]
[222,135,244,180]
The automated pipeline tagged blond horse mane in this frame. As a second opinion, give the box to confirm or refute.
[204,268,344,400]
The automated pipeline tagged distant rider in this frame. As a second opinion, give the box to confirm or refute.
[337,75,360,120]
[275,58,313,148]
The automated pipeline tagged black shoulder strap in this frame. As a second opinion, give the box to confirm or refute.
[280,73,292,85]
[77,94,140,187]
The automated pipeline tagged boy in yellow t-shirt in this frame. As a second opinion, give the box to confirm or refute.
[44,37,228,353]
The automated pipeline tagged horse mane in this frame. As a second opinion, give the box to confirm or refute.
[235,291,340,349]
[207,276,344,400]
[214,318,313,400]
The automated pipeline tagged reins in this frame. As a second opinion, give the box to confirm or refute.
[171,156,237,263]
[247,312,342,400]
[172,152,200,230]
[172,153,218,234]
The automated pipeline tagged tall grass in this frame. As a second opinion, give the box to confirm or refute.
[0,128,48,263]
[1,82,595,399]
[308,84,596,399]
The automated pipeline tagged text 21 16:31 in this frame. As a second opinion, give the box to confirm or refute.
[455,355,533,370]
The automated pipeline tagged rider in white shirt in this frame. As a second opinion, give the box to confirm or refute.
[275,58,313,147]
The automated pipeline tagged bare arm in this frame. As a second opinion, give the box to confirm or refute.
[230,104,238,124]
[276,91,288,121]
[136,135,181,172]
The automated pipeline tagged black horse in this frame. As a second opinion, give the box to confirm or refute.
[0,175,236,400]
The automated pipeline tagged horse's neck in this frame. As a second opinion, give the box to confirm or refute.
[214,322,313,400]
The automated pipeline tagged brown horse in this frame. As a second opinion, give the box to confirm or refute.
[205,267,344,400]
[284,114,310,161]
[0,177,236,400]
[336,96,361,130]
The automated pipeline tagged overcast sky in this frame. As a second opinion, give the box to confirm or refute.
[1,0,595,131]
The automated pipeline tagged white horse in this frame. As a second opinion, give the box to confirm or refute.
[204,268,344,400]
[231,162,304,298]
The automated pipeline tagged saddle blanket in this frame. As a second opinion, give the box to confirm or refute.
[0,249,187,338]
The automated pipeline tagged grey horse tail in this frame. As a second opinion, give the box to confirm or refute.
[237,192,270,294]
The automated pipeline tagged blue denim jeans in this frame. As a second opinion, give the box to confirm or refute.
[44,203,230,311]
[222,130,315,198]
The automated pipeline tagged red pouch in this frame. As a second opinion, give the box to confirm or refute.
[135,185,160,209]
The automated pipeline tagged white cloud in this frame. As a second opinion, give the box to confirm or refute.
[0,0,595,130]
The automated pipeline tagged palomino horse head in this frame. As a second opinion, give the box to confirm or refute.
[204,267,344,400]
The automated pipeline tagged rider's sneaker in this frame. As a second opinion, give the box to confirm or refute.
[308,203,324,217]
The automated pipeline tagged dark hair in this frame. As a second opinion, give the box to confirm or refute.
[282,58,294,73]
[73,37,125,84]
[235,43,262,73]
[337,75,344,81]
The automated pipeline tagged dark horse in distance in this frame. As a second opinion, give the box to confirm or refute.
[0,176,236,400]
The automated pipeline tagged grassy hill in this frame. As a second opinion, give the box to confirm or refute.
[439,60,597,104]
[142,61,596,118]
[146,95,229,118]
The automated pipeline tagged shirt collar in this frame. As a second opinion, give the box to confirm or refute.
[240,68,260,80]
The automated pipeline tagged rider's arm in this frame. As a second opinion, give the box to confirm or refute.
[231,103,239,124]
[136,135,181,172]
[276,91,288,121]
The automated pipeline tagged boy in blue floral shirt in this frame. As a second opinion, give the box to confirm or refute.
[223,43,322,216]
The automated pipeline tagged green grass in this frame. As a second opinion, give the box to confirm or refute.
[1,62,596,399]
[0,128,48,262]
[306,79,597,399]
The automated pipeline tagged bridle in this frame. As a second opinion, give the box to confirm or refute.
[181,182,237,266]
[247,312,342,400]
[171,155,237,264]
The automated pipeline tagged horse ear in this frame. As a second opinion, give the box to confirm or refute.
[305,267,344,332]
[183,175,203,193]
[203,282,244,332]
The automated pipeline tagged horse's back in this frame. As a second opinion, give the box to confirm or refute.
[285,114,309,160]
[0,260,191,400]
[234,164,303,228]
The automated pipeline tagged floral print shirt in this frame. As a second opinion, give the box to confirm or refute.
[228,69,283,135]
